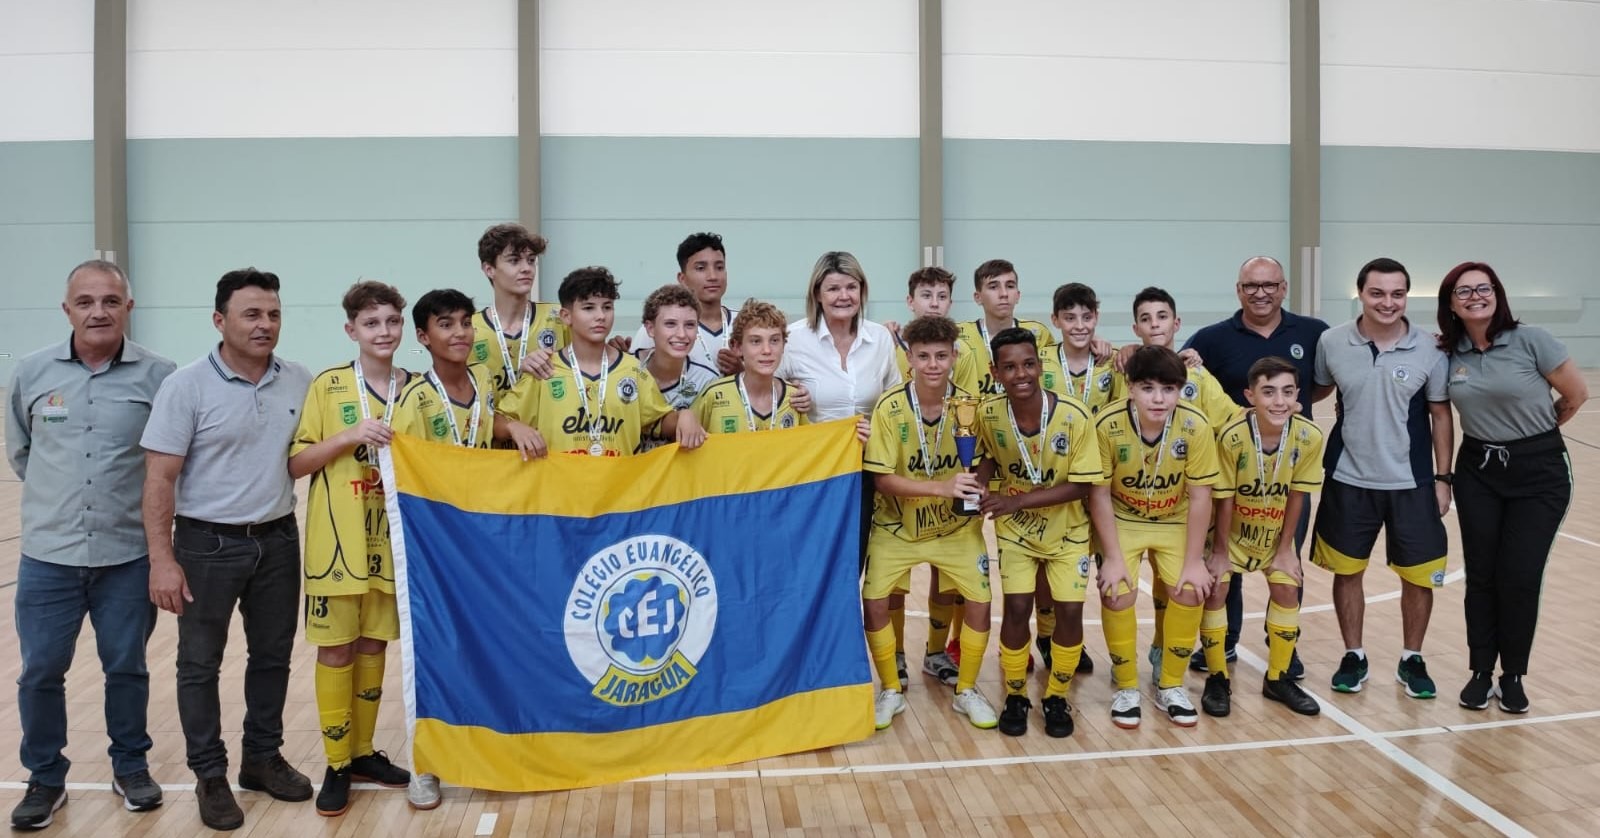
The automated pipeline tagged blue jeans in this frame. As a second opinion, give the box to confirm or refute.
[14,555,156,786]
[173,516,300,778]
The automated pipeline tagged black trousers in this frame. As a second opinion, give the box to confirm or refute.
[1454,429,1572,676]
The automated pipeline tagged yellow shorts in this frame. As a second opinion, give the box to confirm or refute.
[305,590,399,646]
[864,526,990,603]
[1228,541,1301,588]
[891,570,957,597]
[998,541,1092,602]
[1103,518,1189,596]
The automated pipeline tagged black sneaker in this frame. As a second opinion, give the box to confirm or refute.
[1459,671,1493,710]
[348,750,411,787]
[1286,649,1306,681]
[316,766,352,817]
[1189,646,1237,673]
[9,782,65,830]
[1497,674,1529,714]
[1041,696,1074,738]
[111,768,163,811]
[1263,675,1321,715]
[1396,655,1437,699]
[1331,652,1370,693]
[1076,651,1094,674]
[195,775,243,831]
[1201,673,1232,717]
[998,694,1031,737]
[238,754,313,802]
[1035,635,1052,672]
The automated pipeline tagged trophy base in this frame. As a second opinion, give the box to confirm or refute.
[952,498,981,517]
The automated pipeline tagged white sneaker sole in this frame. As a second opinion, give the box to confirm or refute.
[111,779,162,812]
[13,790,67,828]
[1111,712,1141,730]
[875,700,907,731]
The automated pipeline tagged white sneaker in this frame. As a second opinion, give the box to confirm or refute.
[952,688,999,729]
[407,772,441,810]
[922,651,959,687]
[874,688,907,730]
[1156,685,1199,727]
[1111,688,1142,729]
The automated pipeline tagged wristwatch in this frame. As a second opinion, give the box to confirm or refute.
[1433,473,1453,485]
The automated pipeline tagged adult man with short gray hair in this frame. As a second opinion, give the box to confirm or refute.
[6,260,175,829]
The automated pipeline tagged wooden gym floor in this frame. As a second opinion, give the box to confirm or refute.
[1,374,1598,837]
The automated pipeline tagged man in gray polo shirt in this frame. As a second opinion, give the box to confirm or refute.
[1310,257,1453,701]
[142,268,313,831]
[6,261,175,830]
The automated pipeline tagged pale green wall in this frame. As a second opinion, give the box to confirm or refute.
[0,141,94,382]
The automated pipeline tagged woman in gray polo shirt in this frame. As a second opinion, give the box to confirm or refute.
[1437,261,1588,714]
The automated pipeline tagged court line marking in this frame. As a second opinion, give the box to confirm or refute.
[1558,530,1600,548]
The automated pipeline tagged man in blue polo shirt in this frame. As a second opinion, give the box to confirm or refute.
[1184,256,1328,681]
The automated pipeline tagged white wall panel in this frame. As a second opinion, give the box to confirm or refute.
[1323,0,1600,151]
[0,0,93,141]
[126,0,517,139]
[943,0,1289,143]
[539,0,917,138]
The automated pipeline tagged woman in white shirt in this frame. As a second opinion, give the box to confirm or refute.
[779,251,902,568]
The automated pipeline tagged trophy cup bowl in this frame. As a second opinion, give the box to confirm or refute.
[948,395,982,516]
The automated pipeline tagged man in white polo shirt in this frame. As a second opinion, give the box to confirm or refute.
[142,269,313,831]
[1311,257,1453,701]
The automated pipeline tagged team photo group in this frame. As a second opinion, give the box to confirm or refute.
[6,223,1587,831]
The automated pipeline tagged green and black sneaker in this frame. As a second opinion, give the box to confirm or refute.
[1330,651,1369,693]
[1397,654,1437,699]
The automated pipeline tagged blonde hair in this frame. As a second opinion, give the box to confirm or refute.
[804,251,869,332]
[730,298,788,345]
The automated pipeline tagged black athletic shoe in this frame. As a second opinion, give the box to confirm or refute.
[195,775,243,831]
[9,782,65,830]
[998,694,1032,737]
[111,768,163,811]
[1035,635,1052,672]
[1189,646,1237,673]
[1396,655,1437,699]
[1263,675,1321,715]
[1286,649,1306,681]
[349,750,411,787]
[1076,651,1094,674]
[238,754,313,802]
[315,766,352,817]
[1041,696,1074,738]
[1459,671,1493,710]
[1497,674,1529,714]
[1201,673,1232,717]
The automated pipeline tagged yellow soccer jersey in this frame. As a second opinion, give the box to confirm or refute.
[292,363,413,596]
[470,303,570,395]
[863,383,979,543]
[391,364,495,450]
[1039,347,1118,414]
[498,350,671,456]
[1213,413,1325,560]
[1108,364,1241,434]
[955,318,1057,396]
[976,392,1103,555]
[895,335,977,394]
[1095,398,1220,524]
[692,375,808,434]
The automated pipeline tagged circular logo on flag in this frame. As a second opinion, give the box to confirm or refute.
[1290,343,1305,360]
[564,535,718,707]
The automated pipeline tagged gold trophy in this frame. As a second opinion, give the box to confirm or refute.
[948,395,983,516]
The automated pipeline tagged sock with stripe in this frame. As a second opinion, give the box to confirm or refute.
[999,643,1030,696]
[315,661,355,770]
[1266,600,1302,680]
[926,598,953,655]
[1159,600,1204,689]
[1045,641,1083,698]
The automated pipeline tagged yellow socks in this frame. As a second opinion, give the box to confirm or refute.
[1103,605,1138,689]
[955,622,989,693]
[1000,643,1030,696]
[949,597,965,645]
[1045,641,1083,698]
[1035,604,1056,643]
[1200,607,1230,679]
[867,625,902,692]
[315,661,355,769]
[1159,600,1204,689]
[926,598,953,655]
[889,601,907,655]
[351,652,386,758]
[1266,600,1302,680]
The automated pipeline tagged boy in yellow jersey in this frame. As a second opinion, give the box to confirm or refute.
[1201,357,1324,718]
[288,282,415,816]
[694,299,807,434]
[1034,281,1118,677]
[497,267,705,457]
[863,316,998,731]
[973,328,1101,738]
[636,285,722,451]
[1118,286,1240,672]
[392,290,496,452]
[1090,345,1220,728]
[956,259,1057,396]
[470,223,568,396]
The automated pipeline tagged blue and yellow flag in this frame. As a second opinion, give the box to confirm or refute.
[381,420,873,792]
